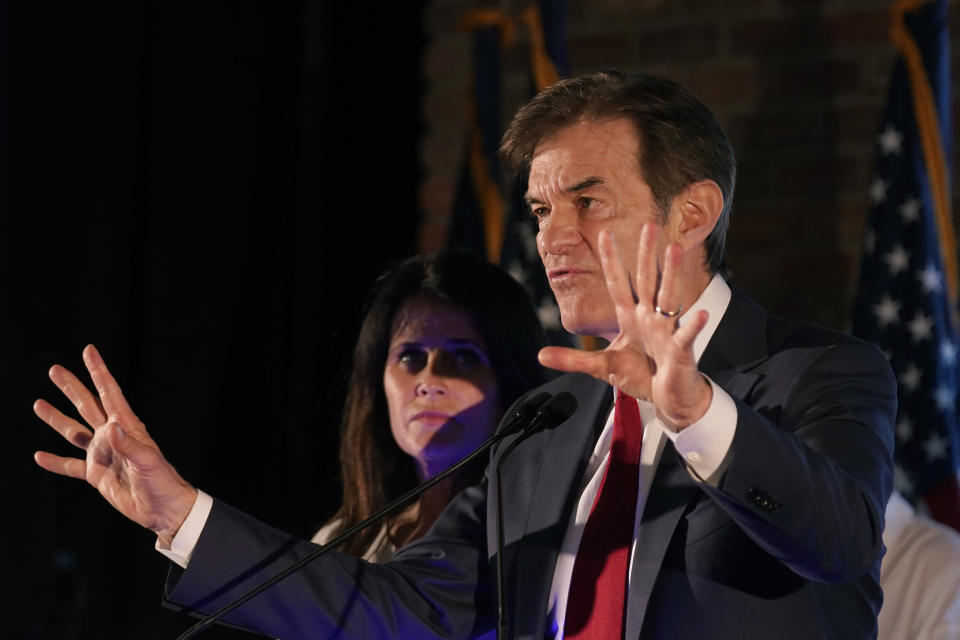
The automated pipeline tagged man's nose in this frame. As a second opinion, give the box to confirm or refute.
[538,208,581,255]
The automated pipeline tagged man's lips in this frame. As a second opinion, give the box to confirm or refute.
[547,267,591,280]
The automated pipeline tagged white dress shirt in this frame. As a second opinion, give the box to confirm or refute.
[877,490,960,640]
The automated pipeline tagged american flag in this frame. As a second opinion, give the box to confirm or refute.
[852,0,960,529]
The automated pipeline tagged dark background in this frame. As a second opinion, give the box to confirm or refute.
[2,1,424,638]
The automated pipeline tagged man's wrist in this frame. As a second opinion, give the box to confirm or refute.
[667,378,738,484]
[156,490,213,568]
[157,486,199,548]
[662,373,714,430]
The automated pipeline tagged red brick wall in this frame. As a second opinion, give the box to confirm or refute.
[419,0,960,330]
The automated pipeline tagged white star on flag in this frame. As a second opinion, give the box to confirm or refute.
[869,177,888,204]
[872,295,901,327]
[864,230,876,254]
[883,245,910,275]
[506,260,524,283]
[906,312,933,343]
[537,299,562,330]
[933,385,956,412]
[941,340,958,364]
[898,363,922,392]
[918,264,943,293]
[877,124,903,155]
[898,197,920,222]
[896,415,913,441]
[923,433,949,461]
[893,464,915,495]
[520,224,539,261]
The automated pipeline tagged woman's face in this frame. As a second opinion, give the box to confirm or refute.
[383,295,502,481]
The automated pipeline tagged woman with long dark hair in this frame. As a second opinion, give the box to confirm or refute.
[320,249,547,559]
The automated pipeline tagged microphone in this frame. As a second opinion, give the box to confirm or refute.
[175,391,554,640]
[497,391,553,438]
[495,392,578,640]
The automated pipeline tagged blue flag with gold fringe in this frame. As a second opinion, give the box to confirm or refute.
[852,0,960,530]
[447,9,512,261]
[448,9,510,262]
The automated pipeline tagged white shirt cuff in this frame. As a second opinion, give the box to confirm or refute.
[660,376,737,484]
[155,490,213,568]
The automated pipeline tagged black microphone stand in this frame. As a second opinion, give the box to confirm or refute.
[175,391,553,640]
[495,391,577,640]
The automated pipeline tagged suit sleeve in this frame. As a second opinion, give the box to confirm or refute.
[699,340,896,583]
[163,481,494,640]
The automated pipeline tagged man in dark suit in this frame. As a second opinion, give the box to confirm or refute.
[34,71,896,639]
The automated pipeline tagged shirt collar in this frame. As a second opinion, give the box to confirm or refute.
[678,273,732,364]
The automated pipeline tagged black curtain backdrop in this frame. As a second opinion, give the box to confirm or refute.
[1,2,424,638]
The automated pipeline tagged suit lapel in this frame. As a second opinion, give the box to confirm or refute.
[624,439,696,638]
[624,285,770,638]
[508,374,612,640]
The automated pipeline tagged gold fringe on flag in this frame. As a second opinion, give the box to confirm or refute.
[520,4,560,91]
[458,8,516,263]
[890,0,958,327]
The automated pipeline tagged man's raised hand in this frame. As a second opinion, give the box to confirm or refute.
[34,345,197,547]
[538,224,712,429]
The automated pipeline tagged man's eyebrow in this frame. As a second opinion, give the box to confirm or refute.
[524,176,606,204]
[524,193,544,205]
[567,176,605,192]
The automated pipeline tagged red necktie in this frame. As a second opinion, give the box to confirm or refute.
[564,391,643,639]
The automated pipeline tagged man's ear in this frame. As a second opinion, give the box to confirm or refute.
[670,180,723,250]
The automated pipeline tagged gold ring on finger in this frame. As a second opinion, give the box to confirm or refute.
[654,304,683,318]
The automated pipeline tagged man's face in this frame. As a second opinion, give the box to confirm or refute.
[527,118,669,339]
